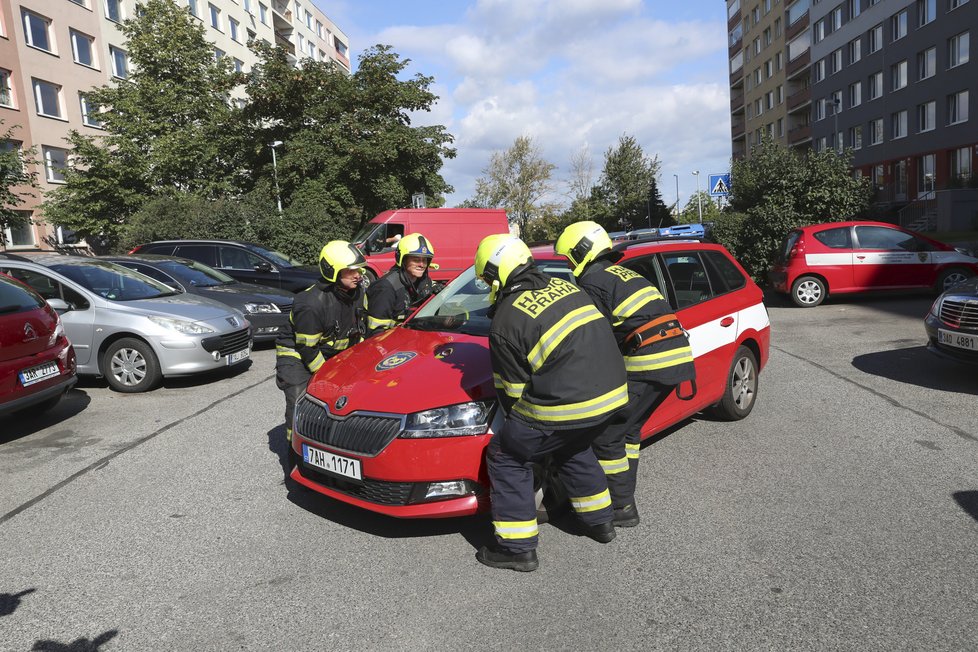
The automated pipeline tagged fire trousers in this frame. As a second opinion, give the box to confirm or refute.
[275,357,311,441]
[487,417,614,554]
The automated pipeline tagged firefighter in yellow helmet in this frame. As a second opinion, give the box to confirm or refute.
[473,234,628,572]
[554,221,695,527]
[275,241,367,448]
[365,233,437,336]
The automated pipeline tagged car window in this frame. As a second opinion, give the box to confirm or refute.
[119,262,181,288]
[248,245,302,267]
[777,231,802,264]
[0,267,91,310]
[157,260,233,287]
[49,261,174,301]
[813,227,852,249]
[142,244,176,255]
[174,244,218,267]
[219,246,266,270]
[702,251,747,294]
[662,252,714,308]
[0,274,45,314]
[620,255,673,308]
[854,226,918,251]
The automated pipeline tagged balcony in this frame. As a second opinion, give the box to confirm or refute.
[787,87,812,111]
[731,90,745,112]
[728,9,741,31]
[732,118,746,137]
[729,37,743,56]
[786,13,809,41]
[787,50,810,80]
[274,31,296,56]
[730,67,743,86]
[788,124,812,145]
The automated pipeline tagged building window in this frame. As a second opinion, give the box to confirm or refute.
[849,37,862,64]
[316,20,323,37]
[949,31,970,68]
[777,85,784,104]
[0,69,14,108]
[869,24,883,53]
[244,0,252,14]
[870,118,884,145]
[951,146,972,180]
[918,101,936,131]
[110,46,129,79]
[754,37,761,55]
[851,124,863,149]
[335,38,348,58]
[918,0,936,25]
[815,98,826,121]
[307,40,315,58]
[70,29,97,68]
[764,0,772,14]
[730,51,744,73]
[949,0,969,10]
[79,93,102,128]
[869,71,883,100]
[788,31,811,61]
[233,58,244,72]
[948,89,969,124]
[4,215,36,248]
[32,79,62,118]
[22,9,53,52]
[42,146,68,183]
[918,154,936,194]
[298,33,305,52]
[814,58,826,82]
[916,47,936,81]
[891,60,908,90]
[849,0,861,18]
[208,3,221,30]
[892,110,908,138]
[259,3,268,24]
[892,10,908,41]
[229,17,239,41]
[831,49,843,74]
[849,81,862,107]
[814,19,826,43]
[105,0,123,23]
[777,117,784,137]
[765,59,773,78]
[775,17,782,38]
[68,0,89,6]
[776,52,783,70]
[0,140,22,173]
[187,0,199,17]
[831,7,842,30]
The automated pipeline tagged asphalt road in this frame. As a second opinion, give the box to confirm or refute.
[2,293,977,651]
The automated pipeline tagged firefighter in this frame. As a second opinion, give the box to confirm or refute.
[275,241,367,444]
[474,234,629,572]
[554,221,696,527]
[365,233,436,336]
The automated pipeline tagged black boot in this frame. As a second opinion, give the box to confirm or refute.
[613,504,640,528]
[579,520,617,543]
[476,546,539,572]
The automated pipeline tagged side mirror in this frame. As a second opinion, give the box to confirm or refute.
[254,261,273,273]
[47,298,71,313]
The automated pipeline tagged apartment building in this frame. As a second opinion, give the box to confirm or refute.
[0,0,349,250]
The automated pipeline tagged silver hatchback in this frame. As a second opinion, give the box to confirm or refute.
[0,253,253,392]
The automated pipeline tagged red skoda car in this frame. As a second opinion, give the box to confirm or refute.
[769,221,978,307]
[0,273,76,417]
[289,239,771,518]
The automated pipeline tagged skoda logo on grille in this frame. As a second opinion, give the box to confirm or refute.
[335,396,348,410]
[226,316,239,327]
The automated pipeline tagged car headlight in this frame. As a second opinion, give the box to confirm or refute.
[244,302,281,314]
[400,401,495,438]
[147,315,215,334]
[929,296,943,318]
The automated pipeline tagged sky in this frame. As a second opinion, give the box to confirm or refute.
[312,0,732,215]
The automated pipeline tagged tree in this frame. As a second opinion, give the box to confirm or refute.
[588,135,670,232]
[473,135,556,233]
[678,191,724,224]
[0,122,38,244]
[43,0,243,251]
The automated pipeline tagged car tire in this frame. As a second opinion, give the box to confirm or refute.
[362,269,377,288]
[711,345,759,421]
[102,338,162,393]
[791,275,826,307]
[936,267,973,293]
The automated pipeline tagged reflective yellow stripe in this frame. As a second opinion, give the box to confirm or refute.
[527,305,603,371]
[513,383,628,423]
[308,352,326,373]
[276,345,301,359]
[624,346,694,372]
[599,457,629,475]
[295,332,322,346]
[625,443,640,459]
[368,315,396,330]
[286,428,292,442]
[612,286,662,320]
[493,519,539,540]
[492,373,526,399]
[570,489,612,513]
[325,338,350,350]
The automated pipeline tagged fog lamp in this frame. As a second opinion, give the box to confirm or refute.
[425,480,471,499]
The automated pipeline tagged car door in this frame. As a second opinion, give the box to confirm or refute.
[217,245,281,289]
[807,226,856,292]
[851,225,925,288]
[0,266,97,366]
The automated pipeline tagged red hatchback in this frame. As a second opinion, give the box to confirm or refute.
[769,221,978,307]
[288,239,770,518]
[0,273,76,418]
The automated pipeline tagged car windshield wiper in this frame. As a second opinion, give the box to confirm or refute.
[404,315,466,332]
[152,290,182,298]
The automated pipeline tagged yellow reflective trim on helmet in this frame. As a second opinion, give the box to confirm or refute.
[307,352,326,373]
[367,315,397,330]
[492,373,526,399]
[526,305,603,371]
[624,346,694,372]
[612,286,662,320]
[513,383,628,422]
[493,519,539,540]
[599,457,629,475]
[275,345,301,359]
[625,443,640,459]
[294,332,322,346]
[569,489,612,513]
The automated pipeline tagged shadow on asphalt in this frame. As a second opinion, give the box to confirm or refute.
[763,285,935,319]
[0,389,92,444]
[73,358,254,393]
[0,588,35,617]
[32,629,118,651]
[851,346,978,395]
[952,491,978,522]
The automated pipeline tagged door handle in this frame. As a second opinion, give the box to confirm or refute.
[856,255,866,260]
[720,316,734,327]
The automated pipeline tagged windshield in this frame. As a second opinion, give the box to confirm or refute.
[51,260,177,301]
[248,245,302,268]
[351,222,382,245]
[159,260,234,288]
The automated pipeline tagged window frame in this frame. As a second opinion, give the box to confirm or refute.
[42,145,68,183]
[32,78,63,119]
[0,68,14,108]
[22,9,53,53]
[109,45,129,79]
[892,109,908,139]
[104,0,123,23]
[79,93,102,128]
[70,29,98,68]
[949,31,970,68]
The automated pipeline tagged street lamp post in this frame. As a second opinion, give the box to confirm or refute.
[270,140,283,214]
[673,174,680,220]
[692,170,702,222]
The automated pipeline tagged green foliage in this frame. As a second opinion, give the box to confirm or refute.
[587,135,670,232]
[0,122,39,244]
[473,135,556,233]
[518,203,573,242]
[678,191,724,224]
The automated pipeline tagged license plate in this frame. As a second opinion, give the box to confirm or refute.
[226,348,250,365]
[302,444,362,481]
[938,329,978,351]
[19,361,60,387]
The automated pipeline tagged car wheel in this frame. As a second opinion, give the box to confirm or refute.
[936,267,973,293]
[791,276,826,307]
[711,345,759,421]
[361,269,377,288]
[102,338,162,393]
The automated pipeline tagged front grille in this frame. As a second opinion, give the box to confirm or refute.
[201,328,251,355]
[275,302,293,313]
[294,397,403,456]
[939,298,978,329]
[297,464,415,505]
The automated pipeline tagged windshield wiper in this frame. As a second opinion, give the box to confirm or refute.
[404,315,465,332]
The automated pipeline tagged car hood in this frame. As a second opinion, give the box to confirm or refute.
[114,292,237,321]
[194,284,292,307]
[307,326,494,417]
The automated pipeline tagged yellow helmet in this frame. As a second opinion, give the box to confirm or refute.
[318,240,366,283]
[395,233,435,267]
[554,221,614,276]
[474,234,532,302]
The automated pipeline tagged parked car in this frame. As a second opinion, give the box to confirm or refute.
[103,255,292,342]
[129,240,321,293]
[0,273,76,417]
[0,253,253,393]
[924,277,978,365]
[288,238,770,518]
[769,221,978,307]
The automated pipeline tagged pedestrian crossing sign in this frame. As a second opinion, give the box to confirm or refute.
[709,173,731,197]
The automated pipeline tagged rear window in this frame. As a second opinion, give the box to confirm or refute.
[0,274,45,315]
[813,227,852,249]
[703,251,747,293]
[141,243,176,255]
[174,244,218,267]
[776,231,802,265]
